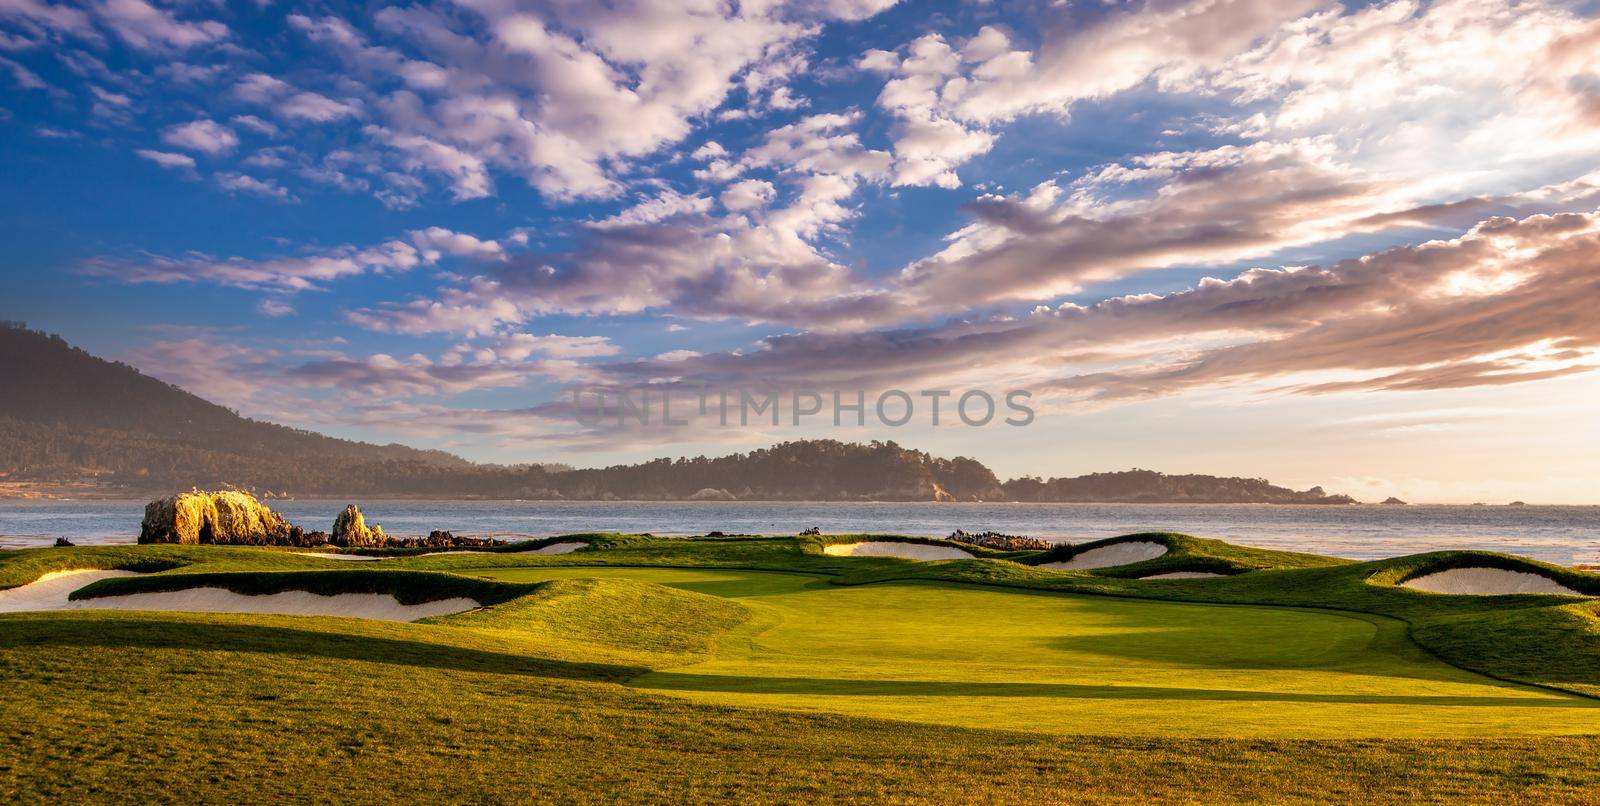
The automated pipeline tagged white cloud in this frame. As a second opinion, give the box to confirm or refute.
[80,227,501,293]
[217,173,295,201]
[278,91,362,122]
[720,179,777,212]
[231,115,278,136]
[135,149,195,170]
[94,0,228,51]
[161,119,237,155]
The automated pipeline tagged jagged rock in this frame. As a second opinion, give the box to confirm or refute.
[53,537,74,547]
[382,531,507,549]
[799,527,821,536]
[331,504,386,548]
[947,529,1052,551]
[139,490,299,545]
[688,487,737,501]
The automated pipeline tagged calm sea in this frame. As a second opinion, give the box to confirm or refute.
[3,500,1599,565]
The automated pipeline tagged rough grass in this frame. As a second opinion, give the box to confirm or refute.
[3,611,1600,804]
[5,534,1600,801]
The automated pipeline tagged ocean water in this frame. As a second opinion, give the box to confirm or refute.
[3,500,1599,565]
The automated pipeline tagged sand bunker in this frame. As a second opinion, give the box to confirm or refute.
[519,541,588,555]
[68,589,479,621]
[0,569,141,612]
[0,568,478,621]
[292,552,383,562]
[1401,567,1590,597]
[1039,541,1168,570]
[823,542,974,561]
[1139,571,1226,580]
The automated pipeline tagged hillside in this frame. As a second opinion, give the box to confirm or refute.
[0,326,1353,503]
[0,325,478,495]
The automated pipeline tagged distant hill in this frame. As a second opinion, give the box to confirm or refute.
[0,325,479,495]
[0,326,1355,503]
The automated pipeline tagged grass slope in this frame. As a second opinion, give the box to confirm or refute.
[3,611,1599,803]
[474,567,1600,739]
[4,534,1600,801]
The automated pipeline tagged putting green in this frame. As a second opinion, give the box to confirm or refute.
[472,566,1600,739]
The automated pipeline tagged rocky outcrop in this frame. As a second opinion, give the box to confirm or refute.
[139,490,302,545]
[384,530,507,549]
[947,530,1052,551]
[1381,497,1408,505]
[330,504,386,548]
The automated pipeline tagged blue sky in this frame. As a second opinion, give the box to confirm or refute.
[4,0,1600,502]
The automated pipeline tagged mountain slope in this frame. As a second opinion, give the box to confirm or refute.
[0,325,476,494]
[0,325,1352,503]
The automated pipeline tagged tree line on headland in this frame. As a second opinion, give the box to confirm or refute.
[0,325,1354,503]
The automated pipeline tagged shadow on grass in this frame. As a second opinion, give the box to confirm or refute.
[633,672,1594,708]
[0,613,643,682]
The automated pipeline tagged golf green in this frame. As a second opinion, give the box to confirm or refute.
[472,566,1600,738]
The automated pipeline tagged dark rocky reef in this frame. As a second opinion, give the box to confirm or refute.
[947,530,1052,551]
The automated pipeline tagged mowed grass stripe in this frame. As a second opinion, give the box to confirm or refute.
[471,566,1600,738]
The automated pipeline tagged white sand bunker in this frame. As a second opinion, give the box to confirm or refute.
[1139,571,1226,580]
[1039,541,1168,570]
[1402,567,1590,597]
[0,569,478,621]
[823,542,974,561]
[292,552,383,562]
[0,569,140,612]
[518,541,588,555]
[70,589,478,621]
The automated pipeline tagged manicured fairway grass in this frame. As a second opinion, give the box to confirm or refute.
[5,535,1600,802]
[5,610,1599,803]
[472,566,1600,738]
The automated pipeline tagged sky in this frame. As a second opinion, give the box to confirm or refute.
[3,0,1600,503]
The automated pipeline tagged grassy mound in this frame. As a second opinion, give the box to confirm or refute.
[1025,532,1349,576]
[440,577,750,665]
[1366,551,1600,596]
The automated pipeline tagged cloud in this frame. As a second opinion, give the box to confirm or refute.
[0,56,47,90]
[365,125,493,201]
[594,189,714,227]
[216,173,294,202]
[0,0,97,45]
[591,207,1600,412]
[892,140,1424,313]
[719,179,776,212]
[942,0,1323,126]
[278,91,362,122]
[79,227,503,293]
[160,119,237,155]
[490,333,621,360]
[135,148,195,170]
[230,115,278,136]
[261,1,902,205]
[94,0,228,51]
[256,298,295,318]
